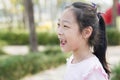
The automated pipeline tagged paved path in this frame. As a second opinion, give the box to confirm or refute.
[2,45,45,55]
[107,46,120,66]
[2,46,120,80]
[21,65,66,80]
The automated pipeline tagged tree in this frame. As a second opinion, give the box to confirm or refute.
[24,0,38,52]
[112,0,118,27]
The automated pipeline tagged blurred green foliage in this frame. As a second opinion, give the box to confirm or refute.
[0,49,6,55]
[106,28,120,45]
[111,63,120,80]
[42,45,62,55]
[0,40,8,55]
[0,46,66,80]
[0,31,59,45]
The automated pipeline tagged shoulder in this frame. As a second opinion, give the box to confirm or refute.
[83,66,108,80]
[64,55,108,80]
[82,57,108,80]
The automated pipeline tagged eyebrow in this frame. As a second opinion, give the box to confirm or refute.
[58,19,71,24]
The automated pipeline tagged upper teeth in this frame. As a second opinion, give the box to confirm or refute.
[60,39,66,43]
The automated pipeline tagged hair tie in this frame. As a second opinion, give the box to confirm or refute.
[91,2,97,8]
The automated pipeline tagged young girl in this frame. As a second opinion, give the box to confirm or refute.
[57,2,110,80]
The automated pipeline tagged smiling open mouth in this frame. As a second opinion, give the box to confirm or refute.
[59,39,67,46]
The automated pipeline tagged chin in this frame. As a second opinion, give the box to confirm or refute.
[61,48,71,53]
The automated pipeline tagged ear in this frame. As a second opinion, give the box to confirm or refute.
[82,26,93,39]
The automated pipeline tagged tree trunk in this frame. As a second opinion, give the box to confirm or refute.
[112,0,118,27]
[24,0,38,52]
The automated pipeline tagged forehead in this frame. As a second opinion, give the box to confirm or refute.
[59,8,76,23]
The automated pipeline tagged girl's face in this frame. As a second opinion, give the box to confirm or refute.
[57,8,86,52]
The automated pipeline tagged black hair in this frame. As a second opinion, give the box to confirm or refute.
[94,13,110,77]
[65,2,110,77]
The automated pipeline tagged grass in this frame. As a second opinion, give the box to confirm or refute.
[111,63,120,80]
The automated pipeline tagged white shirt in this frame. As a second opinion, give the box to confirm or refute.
[64,55,108,80]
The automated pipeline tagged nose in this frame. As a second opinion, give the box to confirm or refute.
[57,26,64,36]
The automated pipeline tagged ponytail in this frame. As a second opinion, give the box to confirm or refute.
[93,13,110,77]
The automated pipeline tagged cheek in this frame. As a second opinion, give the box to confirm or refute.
[70,37,80,47]
[67,32,82,48]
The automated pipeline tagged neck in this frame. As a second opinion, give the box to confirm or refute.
[72,45,94,64]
